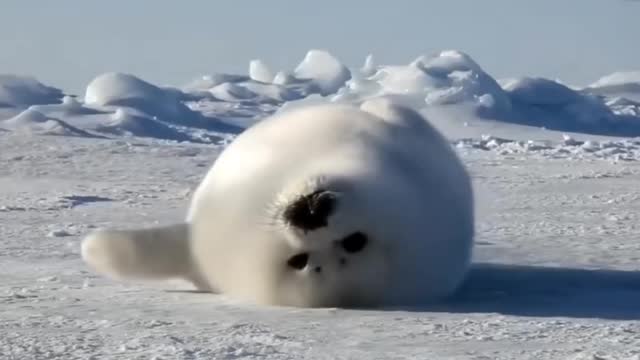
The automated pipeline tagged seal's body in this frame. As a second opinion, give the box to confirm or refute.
[82,99,474,308]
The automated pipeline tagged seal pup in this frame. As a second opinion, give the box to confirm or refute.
[82,99,474,307]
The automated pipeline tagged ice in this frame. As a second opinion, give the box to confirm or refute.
[273,71,297,85]
[2,47,640,358]
[3,125,640,359]
[293,49,351,95]
[182,73,250,92]
[84,72,206,125]
[1,16,640,358]
[360,54,377,77]
[336,50,511,116]
[374,63,440,94]
[85,72,237,133]
[0,49,637,143]
[0,74,64,108]
[241,82,307,102]
[96,108,195,142]
[4,108,49,125]
[2,108,95,137]
[589,71,640,89]
[249,59,275,83]
[503,77,581,106]
[85,72,184,116]
[209,82,261,102]
[502,78,630,135]
[587,71,640,102]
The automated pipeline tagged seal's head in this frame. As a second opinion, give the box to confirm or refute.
[263,174,400,308]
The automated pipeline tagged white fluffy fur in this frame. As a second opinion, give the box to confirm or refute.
[81,99,474,308]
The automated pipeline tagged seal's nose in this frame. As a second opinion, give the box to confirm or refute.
[283,190,336,231]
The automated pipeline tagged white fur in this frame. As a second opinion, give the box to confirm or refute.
[81,99,474,308]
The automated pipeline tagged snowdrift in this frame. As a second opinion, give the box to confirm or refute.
[2,49,639,142]
[2,108,97,137]
[84,72,214,130]
[500,77,637,136]
[0,74,64,108]
[585,71,640,103]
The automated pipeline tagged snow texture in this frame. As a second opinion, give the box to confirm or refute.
[3,49,639,141]
[2,48,640,359]
[249,59,275,83]
[587,71,640,102]
[293,49,352,96]
[0,74,64,108]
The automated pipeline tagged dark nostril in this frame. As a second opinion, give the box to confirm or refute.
[314,266,322,273]
[340,232,368,254]
[287,253,309,270]
[283,190,336,231]
[339,258,347,266]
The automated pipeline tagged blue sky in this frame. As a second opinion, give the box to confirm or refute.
[1,0,638,94]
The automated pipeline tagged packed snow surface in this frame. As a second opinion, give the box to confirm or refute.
[2,48,640,359]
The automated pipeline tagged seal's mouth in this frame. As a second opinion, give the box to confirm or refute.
[282,189,338,232]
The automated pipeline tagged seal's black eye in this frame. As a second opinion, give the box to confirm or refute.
[340,232,368,254]
[287,253,309,270]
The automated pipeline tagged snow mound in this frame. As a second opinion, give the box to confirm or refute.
[0,75,64,108]
[249,59,274,83]
[240,82,307,102]
[3,108,49,125]
[412,50,509,111]
[84,72,225,130]
[85,72,180,113]
[605,97,640,117]
[96,108,194,142]
[503,77,581,106]
[294,50,351,96]
[4,48,640,142]
[273,71,297,85]
[590,71,640,89]
[209,82,260,102]
[499,77,638,135]
[2,108,94,137]
[361,54,377,77]
[586,71,640,101]
[27,95,106,116]
[334,50,511,114]
[374,64,438,94]
[182,74,250,93]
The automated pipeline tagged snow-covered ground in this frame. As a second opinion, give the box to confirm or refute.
[1,50,640,359]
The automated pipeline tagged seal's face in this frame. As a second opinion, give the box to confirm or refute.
[267,185,392,308]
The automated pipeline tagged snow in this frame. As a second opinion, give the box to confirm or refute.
[2,108,94,137]
[503,77,581,106]
[84,72,191,119]
[96,108,195,142]
[590,71,640,89]
[0,74,64,108]
[360,54,377,77]
[248,59,275,83]
[2,48,640,359]
[587,71,640,102]
[293,49,352,96]
[273,71,297,85]
[182,74,250,93]
[333,50,511,116]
